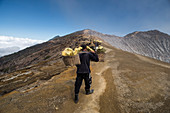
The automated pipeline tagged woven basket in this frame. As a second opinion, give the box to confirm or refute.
[63,54,80,66]
[74,54,81,65]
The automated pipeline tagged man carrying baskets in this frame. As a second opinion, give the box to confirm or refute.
[74,44,99,103]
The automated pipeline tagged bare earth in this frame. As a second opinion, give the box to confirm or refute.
[0,45,170,113]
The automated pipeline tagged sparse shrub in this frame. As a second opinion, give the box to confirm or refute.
[44,56,51,60]
[2,67,10,73]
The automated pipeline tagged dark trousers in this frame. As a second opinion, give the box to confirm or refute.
[75,73,91,94]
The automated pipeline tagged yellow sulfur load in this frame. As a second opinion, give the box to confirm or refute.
[62,46,95,56]
[96,45,105,62]
[96,40,102,43]
[96,45,104,50]
[93,40,102,43]
[62,47,81,66]
[96,45,105,54]
[73,48,79,55]
[62,48,74,56]
[62,47,83,56]
[98,45,104,50]
[73,47,82,55]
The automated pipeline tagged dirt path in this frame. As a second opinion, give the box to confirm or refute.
[74,65,109,113]
[74,48,112,113]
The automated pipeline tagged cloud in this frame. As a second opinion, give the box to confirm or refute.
[0,46,20,57]
[0,36,45,57]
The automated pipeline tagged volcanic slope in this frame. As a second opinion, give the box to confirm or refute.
[81,29,170,63]
[0,36,170,113]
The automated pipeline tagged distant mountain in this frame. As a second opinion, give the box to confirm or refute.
[49,35,60,41]
[121,30,170,63]
[81,29,170,63]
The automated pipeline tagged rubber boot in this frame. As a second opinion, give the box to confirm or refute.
[86,89,94,95]
[74,94,79,103]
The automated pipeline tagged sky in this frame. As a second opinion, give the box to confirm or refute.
[0,0,170,56]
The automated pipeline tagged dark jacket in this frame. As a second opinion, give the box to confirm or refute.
[76,51,99,73]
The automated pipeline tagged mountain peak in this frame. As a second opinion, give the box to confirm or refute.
[125,29,169,38]
[150,29,160,32]
[49,35,60,41]
[146,29,162,34]
[81,29,98,34]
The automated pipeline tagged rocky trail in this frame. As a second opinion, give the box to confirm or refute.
[0,45,170,113]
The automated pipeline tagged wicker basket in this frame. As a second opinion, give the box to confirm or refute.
[62,54,80,66]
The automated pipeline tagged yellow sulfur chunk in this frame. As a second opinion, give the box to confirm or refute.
[94,40,102,43]
[98,45,103,49]
[62,48,74,56]
[78,47,83,50]
[73,47,83,55]
[73,48,79,55]
[62,51,67,56]
[96,40,102,43]
[62,47,83,56]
